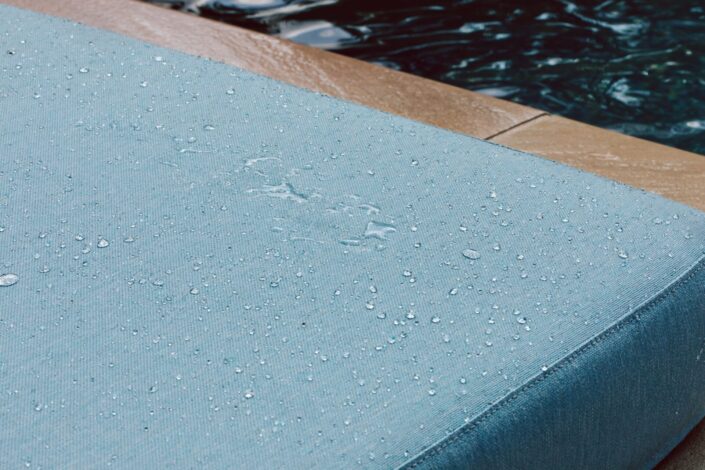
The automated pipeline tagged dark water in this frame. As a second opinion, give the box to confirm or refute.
[144,0,705,154]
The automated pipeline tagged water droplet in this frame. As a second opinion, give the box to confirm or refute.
[190,288,200,295]
[431,316,441,324]
[79,67,89,73]
[448,287,458,296]
[97,238,110,248]
[402,270,413,277]
[226,88,235,95]
[154,56,164,62]
[203,124,216,131]
[369,285,378,294]
[459,377,467,384]
[617,249,628,259]
[364,221,397,240]
[243,390,255,399]
[462,249,480,260]
[0,273,19,287]
[365,302,375,310]
[428,389,437,396]
[516,254,525,261]
[493,243,502,252]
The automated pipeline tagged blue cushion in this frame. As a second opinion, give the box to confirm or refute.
[1,5,704,469]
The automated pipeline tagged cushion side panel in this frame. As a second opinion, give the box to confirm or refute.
[404,257,705,469]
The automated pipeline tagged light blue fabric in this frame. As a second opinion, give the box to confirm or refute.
[0,5,704,469]
[405,258,705,469]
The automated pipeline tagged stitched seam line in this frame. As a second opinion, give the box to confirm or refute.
[401,254,705,469]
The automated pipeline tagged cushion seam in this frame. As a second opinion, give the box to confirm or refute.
[400,254,705,469]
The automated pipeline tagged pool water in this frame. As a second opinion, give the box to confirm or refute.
[143,0,704,155]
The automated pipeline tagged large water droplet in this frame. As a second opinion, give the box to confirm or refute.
[462,249,480,260]
[97,238,110,248]
[364,221,397,240]
[0,273,19,287]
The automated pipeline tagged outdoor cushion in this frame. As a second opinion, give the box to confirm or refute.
[1,5,704,469]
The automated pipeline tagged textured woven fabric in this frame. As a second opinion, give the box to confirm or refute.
[1,5,704,469]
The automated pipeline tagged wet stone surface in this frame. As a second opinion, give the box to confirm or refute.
[144,0,705,154]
